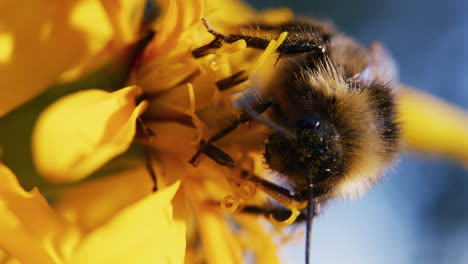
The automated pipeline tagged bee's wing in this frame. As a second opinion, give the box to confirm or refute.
[358,41,400,92]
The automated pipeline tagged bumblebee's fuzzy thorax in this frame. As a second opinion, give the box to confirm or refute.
[263,57,400,202]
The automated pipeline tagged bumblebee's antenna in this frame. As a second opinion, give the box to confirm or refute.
[240,104,297,140]
[234,91,297,140]
[304,169,315,264]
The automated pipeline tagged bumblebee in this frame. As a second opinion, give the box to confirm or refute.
[189,18,400,264]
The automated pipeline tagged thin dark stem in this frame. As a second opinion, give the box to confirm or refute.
[305,170,315,264]
[144,147,158,192]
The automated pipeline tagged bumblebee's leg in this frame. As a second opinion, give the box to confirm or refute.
[212,169,318,221]
[240,205,307,223]
[241,169,320,255]
[189,101,274,166]
[215,70,249,91]
[195,18,326,58]
[204,199,304,222]
[242,204,319,222]
[210,101,273,143]
[191,18,227,58]
[192,37,223,58]
[240,170,307,204]
[190,140,235,167]
[224,34,326,55]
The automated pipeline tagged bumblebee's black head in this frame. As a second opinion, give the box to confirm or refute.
[264,114,344,198]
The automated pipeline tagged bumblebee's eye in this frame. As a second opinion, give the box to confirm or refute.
[294,114,322,129]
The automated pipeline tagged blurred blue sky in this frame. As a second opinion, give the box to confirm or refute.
[246,1,468,263]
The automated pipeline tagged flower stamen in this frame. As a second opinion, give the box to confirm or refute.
[237,181,256,200]
[246,31,288,75]
[184,83,206,144]
[221,194,240,213]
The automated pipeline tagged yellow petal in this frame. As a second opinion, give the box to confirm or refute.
[151,0,204,49]
[0,0,111,117]
[195,207,243,264]
[187,179,243,264]
[146,121,199,161]
[0,0,146,117]
[69,181,186,264]
[54,166,153,231]
[32,86,148,183]
[204,0,256,24]
[398,87,468,165]
[0,163,81,263]
[235,216,281,264]
[100,0,146,45]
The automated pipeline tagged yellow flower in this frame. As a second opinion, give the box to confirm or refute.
[398,87,468,165]
[32,86,148,182]
[2,0,286,262]
[1,0,467,263]
[0,162,185,264]
[0,0,146,117]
